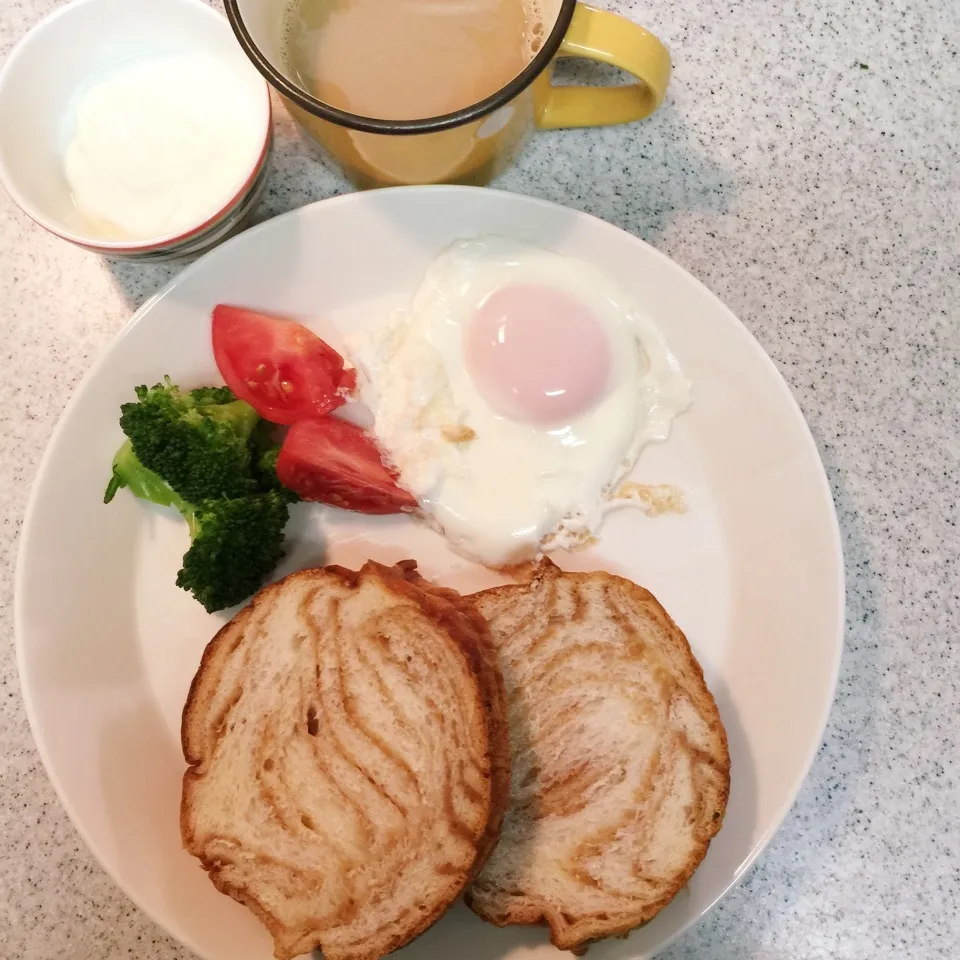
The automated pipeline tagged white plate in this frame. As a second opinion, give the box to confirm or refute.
[15,186,843,960]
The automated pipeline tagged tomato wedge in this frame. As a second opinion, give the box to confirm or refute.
[276,417,417,515]
[212,305,356,425]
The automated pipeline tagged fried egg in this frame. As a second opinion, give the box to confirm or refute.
[348,236,691,566]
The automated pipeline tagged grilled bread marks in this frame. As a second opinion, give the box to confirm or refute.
[466,559,730,952]
[182,561,509,960]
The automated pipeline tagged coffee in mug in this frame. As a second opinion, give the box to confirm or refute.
[226,0,672,188]
[283,0,558,121]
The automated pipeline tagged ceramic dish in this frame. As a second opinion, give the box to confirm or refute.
[0,0,272,261]
[15,186,844,960]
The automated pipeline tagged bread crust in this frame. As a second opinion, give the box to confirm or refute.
[465,558,730,953]
[181,561,510,960]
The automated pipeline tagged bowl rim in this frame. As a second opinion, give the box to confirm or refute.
[0,0,274,254]
[223,0,577,136]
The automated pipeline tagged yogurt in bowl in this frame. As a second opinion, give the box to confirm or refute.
[0,0,272,261]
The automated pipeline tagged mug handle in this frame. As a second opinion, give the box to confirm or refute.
[535,3,671,130]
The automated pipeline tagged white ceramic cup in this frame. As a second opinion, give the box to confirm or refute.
[0,0,273,261]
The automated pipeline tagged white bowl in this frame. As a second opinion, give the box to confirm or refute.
[0,0,273,261]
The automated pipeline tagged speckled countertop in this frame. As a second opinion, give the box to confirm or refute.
[2,0,959,957]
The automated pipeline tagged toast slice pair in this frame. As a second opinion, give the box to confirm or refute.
[181,560,509,960]
[466,559,730,952]
[181,556,729,958]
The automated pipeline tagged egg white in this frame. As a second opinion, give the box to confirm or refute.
[348,236,691,566]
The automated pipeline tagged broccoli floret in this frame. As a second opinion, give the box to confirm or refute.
[189,385,237,406]
[248,419,298,499]
[105,439,291,612]
[177,492,291,612]
[257,444,281,488]
[118,377,261,503]
[255,444,296,497]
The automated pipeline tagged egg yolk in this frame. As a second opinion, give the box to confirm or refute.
[464,284,611,424]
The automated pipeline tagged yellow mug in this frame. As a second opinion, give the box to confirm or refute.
[225,0,670,189]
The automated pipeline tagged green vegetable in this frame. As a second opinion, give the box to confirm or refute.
[118,377,261,503]
[176,491,291,613]
[106,380,296,612]
[249,419,296,497]
[105,439,182,507]
[255,444,287,495]
[105,440,291,612]
[188,385,238,405]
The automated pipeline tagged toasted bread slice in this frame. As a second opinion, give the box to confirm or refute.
[181,560,510,960]
[465,559,730,952]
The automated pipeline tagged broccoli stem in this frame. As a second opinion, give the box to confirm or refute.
[203,399,261,439]
[104,440,186,509]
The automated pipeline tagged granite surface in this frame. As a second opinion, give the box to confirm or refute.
[2,0,959,958]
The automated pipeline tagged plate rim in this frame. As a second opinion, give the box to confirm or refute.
[14,184,845,959]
